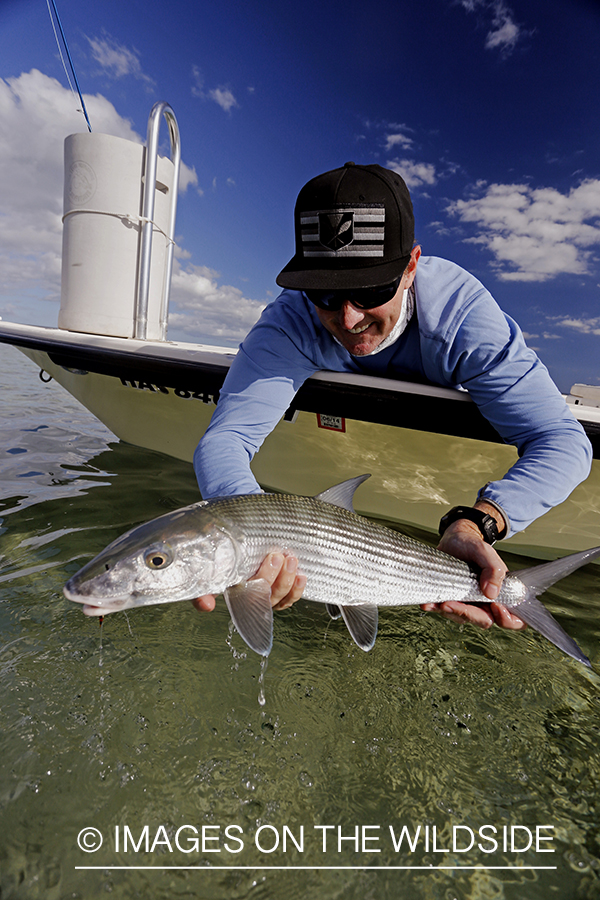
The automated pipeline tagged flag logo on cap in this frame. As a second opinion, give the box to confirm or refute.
[318,212,354,251]
[300,203,385,258]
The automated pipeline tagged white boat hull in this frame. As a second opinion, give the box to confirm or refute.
[11,329,600,562]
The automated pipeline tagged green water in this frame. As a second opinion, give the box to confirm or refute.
[1,343,600,900]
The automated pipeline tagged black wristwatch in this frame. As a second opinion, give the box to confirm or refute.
[439,506,504,544]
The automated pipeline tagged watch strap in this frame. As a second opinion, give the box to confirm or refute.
[439,506,502,544]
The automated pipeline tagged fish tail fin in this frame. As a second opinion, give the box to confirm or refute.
[508,546,600,668]
[509,595,591,667]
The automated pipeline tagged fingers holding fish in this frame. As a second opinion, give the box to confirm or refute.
[190,552,306,615]
[488,601,528,630]
[477,550,509,601]
[426,524,522,630]
[437,528,508,600]
[421,599,494,628]
[258,552,307,611]
[420,599,526,630]
[190,594,216,612]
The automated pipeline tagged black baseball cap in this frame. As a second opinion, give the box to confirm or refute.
[276,162,414,291]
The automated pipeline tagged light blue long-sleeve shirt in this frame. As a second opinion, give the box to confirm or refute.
[194,256,592,536]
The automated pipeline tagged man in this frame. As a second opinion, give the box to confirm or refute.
[192,162,592,629]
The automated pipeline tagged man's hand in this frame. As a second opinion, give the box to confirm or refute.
[190,552,306,614]
[421,504,526,631]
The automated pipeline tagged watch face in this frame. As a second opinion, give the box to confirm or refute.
[480,514,499,544]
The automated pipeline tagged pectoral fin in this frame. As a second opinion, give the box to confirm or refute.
[339,603,378,651]
[224,579,274,656]
[326,604,341,620]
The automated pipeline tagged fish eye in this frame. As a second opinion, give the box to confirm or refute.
[143,546,173,570]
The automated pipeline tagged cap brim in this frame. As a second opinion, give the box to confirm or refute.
[276,254,411,291]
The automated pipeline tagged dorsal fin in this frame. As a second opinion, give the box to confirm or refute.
[314,474,371,512]
[339,603,378,651]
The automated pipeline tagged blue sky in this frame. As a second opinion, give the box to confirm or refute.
[1,0,599,391]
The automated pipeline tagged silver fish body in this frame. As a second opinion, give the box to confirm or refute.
[183,491,527,609]
[64,476,598,665]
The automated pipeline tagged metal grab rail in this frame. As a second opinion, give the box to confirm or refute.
[134,102,181,341]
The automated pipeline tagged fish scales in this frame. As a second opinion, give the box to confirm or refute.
[209,492,490,609]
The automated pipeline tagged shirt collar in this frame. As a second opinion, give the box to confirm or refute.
[359,286,415,356]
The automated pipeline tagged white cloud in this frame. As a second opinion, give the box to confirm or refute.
[86,35,155,86]
[553,316,600,336]
[458,0,527,56]
[385,132,413,152]
[485,14,520,52]
[208,87,239,113]
[191,66,204,98]
[192,67,239,112]
[178,162,199,193]
[386,158,437,189]
[0,69,206,329]
[447,180,600,281]
[169,262,264,342]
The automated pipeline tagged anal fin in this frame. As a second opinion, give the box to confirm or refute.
[224,579,273,656]
[339,603,378,651]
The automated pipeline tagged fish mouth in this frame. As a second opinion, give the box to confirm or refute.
[81,599,132,616]
[82,602,128,616]
[63,583,132,614]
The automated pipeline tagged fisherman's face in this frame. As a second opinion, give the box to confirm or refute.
[315,246,421,356]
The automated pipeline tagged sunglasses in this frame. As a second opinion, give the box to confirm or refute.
[304,277,401,311]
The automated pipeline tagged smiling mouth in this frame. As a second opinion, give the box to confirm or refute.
[348,323,370,335]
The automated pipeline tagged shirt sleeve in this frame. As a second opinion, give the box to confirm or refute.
[194,296,322,498]
[430,290,592,536]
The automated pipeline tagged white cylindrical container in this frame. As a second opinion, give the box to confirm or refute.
[59,132,175,339]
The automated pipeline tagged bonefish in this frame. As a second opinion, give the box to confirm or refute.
[64,475,598,665]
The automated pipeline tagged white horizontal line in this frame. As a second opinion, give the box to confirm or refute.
[75,865,558,871]
[300,211,385,222]
[302,232,384,241]
[304,250,384,257]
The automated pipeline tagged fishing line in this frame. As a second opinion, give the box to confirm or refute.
[46,0,76,98]
[46,0,92,132]
[123,611,135,639]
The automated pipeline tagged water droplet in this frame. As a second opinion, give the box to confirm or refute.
[258,655,269,706]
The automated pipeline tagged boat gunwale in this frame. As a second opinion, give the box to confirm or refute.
[1,321,599,455]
